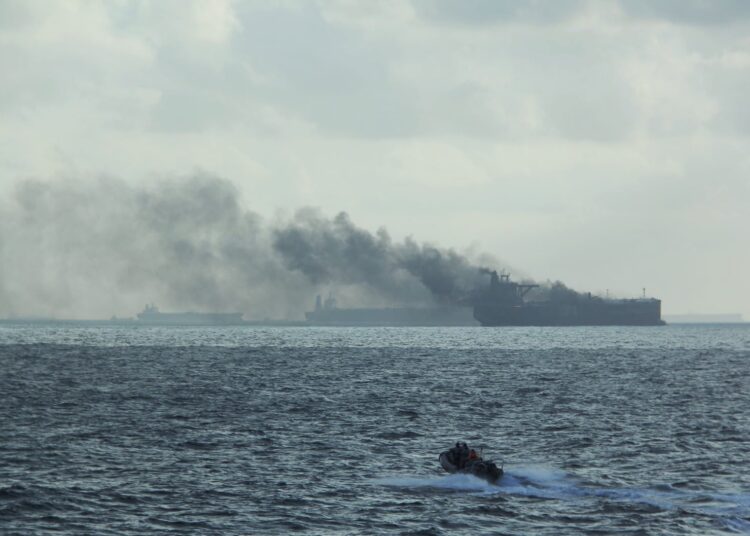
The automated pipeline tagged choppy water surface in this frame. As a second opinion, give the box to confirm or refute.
[1,324,749,535]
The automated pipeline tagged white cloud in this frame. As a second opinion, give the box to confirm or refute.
[0,0,749,316]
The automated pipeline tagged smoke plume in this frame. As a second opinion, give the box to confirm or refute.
[273,210,485,305]
[0,173,492,319]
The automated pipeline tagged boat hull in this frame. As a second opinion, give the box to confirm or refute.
[439,452,503,484]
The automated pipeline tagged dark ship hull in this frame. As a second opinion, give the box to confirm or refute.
[472,271,665,327]
[474,299,664,326]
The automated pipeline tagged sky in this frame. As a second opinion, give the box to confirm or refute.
[0,0,748,319]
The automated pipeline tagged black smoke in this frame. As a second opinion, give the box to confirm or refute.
[0,173,492,319]
[527,280,585,303]
[272,210,484,305]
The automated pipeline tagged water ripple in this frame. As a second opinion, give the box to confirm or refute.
[1,325,749,534]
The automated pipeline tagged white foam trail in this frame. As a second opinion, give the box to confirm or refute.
[505,465,568,484]
[375,474,496,493]
[504,466,750,513]
[378,466,750,524]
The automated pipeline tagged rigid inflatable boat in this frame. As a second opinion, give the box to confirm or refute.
[439,442,503,484]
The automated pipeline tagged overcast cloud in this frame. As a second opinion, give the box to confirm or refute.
[0,0,748,318]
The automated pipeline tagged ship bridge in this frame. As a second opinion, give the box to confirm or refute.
[476,270,538,306]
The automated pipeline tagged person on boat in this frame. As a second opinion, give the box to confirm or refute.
[468,449,479,462]
[451,442,470,468]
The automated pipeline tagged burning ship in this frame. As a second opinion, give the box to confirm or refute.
[472,271,664,326]
[305,270,664,327]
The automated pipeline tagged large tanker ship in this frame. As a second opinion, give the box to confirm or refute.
[472,271,664,326]
[136,304,245,325]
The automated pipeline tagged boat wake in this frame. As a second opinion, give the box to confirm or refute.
[377,473,498,494]
[377,466,750,533]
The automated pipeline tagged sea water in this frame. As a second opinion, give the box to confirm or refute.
[1,324,749,535]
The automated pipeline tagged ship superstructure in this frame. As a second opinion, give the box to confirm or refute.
[472,271,664,326]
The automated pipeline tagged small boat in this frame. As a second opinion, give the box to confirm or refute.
[439,442,503,484]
